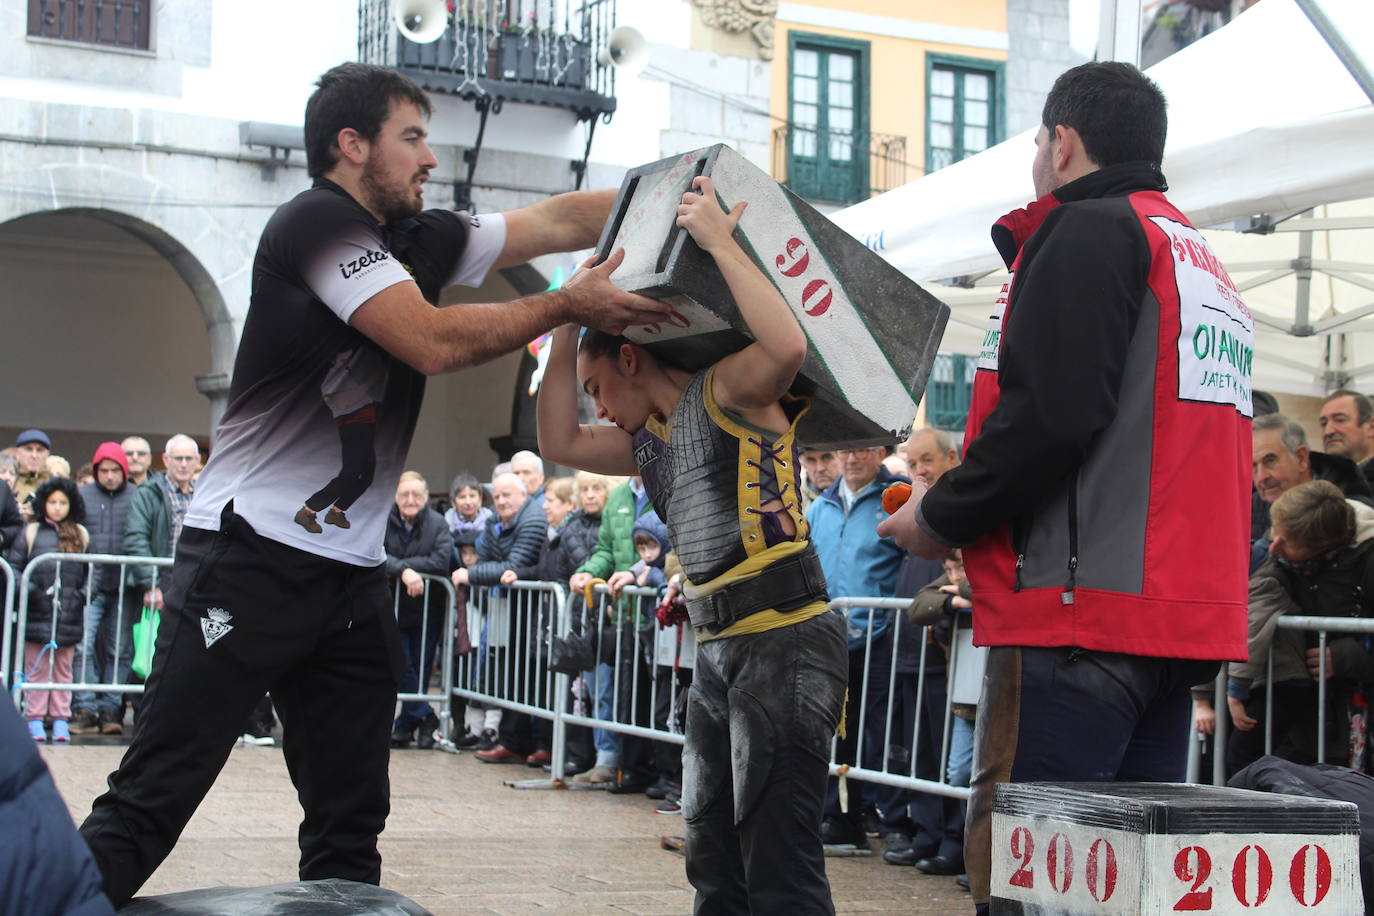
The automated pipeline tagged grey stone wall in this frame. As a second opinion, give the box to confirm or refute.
[1005,0,1088,135]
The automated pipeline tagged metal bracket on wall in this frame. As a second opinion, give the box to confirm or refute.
[569,111,611,191]
[454,95,501,212]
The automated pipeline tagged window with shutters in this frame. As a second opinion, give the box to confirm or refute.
[786,33,870,205]
[28,0,153,52]
[925,54,1004,174]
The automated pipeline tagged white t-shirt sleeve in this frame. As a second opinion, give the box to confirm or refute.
[302,231,415,324]
[446,211,508,288]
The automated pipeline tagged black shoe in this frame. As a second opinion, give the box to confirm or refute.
[416,714,439,750]
[862,806,882,838]
[882,832,913,856]
[914,855,965,876]
[821,817,869,849]
[390,723,414,749]
[607,775,651,795]
[645,777,676,800]
[454,731,482,749]
[474,728,498,751]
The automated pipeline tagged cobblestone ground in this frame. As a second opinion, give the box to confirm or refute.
[44,739,970,914]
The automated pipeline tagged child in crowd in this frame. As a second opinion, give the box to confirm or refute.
[629,515,669,591]
[7,477,89,743]
[452,528,501,750]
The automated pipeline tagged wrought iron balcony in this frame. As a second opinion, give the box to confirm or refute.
[358,0,618,121]
[771,125,914,205]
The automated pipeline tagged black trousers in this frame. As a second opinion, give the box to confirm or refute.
[683,611,847,915]
[79,509,403,907]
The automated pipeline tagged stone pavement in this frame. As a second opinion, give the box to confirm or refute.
[44,741,970,914]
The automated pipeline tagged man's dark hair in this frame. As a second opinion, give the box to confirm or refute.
[1041,62,1167,167]
[1323,388,1373,426]
[304,63,432,178]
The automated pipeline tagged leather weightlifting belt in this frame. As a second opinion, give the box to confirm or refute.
[686,547,829,634]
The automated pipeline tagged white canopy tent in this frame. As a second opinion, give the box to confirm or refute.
[832,0,1374,397]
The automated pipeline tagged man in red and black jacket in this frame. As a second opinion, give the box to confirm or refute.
[880,62,1251,913]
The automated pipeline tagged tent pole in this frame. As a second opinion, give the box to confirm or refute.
[1096,0,1141,66]
[1294,0,1374,106]
[1294,210,1315,336]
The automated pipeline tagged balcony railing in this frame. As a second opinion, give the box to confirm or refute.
[28,0,152,51]
[771,125,914,205]
[358,0,617,120]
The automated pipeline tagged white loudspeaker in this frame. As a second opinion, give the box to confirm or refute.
[395,0,448,44]
[597,25,648,75]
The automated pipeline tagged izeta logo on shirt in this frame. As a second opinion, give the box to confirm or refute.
[338,247,390,280]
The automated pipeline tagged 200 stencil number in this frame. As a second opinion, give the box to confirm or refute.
[1005,827,1334,909]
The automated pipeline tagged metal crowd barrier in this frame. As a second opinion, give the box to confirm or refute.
[0,556,14,694]
[389,571,459,729]
[6,554,467,730]
[453,579,570,780]
[1187,614,1374,786]
[7,552,171,710]
[453,581,973,801]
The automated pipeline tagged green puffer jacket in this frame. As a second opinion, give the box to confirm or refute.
[576,481,649,580]
[123,473,174,590]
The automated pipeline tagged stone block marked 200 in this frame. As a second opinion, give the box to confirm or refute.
[594,144,950,449]
[991,782,1361,914]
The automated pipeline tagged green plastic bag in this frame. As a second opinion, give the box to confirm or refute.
[131,606,160,680]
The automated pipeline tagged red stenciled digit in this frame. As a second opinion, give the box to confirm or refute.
[1047,832,1074,894]
[1009,826,1035,889]
[802,279,833,317]
[776,238,809,277]
[1289,844,1332,907]
[1231,845,1273,908]
[1173,846,1213,911]
[1086,838,1118,903]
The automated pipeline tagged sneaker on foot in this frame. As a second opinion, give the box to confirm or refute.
[654,799,682,815]
[50,719,71,743]
[474,728,498,751]
[29,719,47,742]
[324,507,350,529]
[242,733,274,747]
[294,507,322,534]
[821,817,869,849]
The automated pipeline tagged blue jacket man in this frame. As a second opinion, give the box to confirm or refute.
[806,457,909,650]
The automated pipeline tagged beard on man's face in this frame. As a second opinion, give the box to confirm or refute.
[361,153,424,223]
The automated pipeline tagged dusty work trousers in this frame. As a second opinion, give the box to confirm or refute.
[79,506,403,907]
[965,646,1218,909]
[682,610,848,915]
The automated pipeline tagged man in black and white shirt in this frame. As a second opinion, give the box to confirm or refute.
[81,62,666,906]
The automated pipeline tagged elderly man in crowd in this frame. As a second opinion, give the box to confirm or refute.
[457,471,549,764]
[13,429,53,521]
[124,435,202,616]
[806,443,909,848]
[121,437,153,488]
[882,428,967,876]
[510,450,547,509]
[71,444,139,736]
[799,448,840,511]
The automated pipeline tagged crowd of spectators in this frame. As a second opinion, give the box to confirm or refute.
[0,429,279,746]
[9,395,1370,896]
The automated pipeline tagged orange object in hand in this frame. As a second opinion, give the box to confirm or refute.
[882,483,912,514]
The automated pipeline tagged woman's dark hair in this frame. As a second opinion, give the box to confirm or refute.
[449,471,491,506]
[304,63,433,178]
[579,330,629,363]
[1041,61,1167,167]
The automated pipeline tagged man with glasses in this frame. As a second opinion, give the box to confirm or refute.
[121,437,152,488]
[805,444,909,849]
[123,435,201,616]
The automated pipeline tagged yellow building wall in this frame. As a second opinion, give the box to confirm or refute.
[770,1,1007,193]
